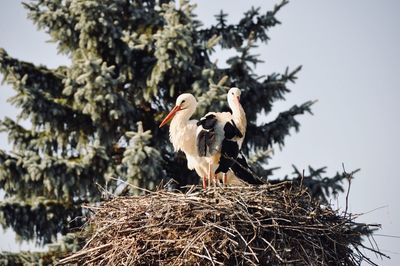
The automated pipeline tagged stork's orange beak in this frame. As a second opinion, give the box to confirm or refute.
[159,105,181,128]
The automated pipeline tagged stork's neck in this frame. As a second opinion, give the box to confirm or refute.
[231,103,247,137]
[169,108,195,151]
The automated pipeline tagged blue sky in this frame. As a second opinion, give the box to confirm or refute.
[1,0,400,264]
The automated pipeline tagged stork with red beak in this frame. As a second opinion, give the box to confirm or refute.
[196,87,247,185]
[159,94,209,188]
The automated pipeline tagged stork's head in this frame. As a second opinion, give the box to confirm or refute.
[227,87,242,110]
[159,93,197,128]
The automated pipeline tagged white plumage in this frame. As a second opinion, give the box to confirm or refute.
[159,93,209,187]
[196,87,247,184]
[160,89,261,188]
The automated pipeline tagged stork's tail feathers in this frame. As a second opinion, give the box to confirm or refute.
[230,152,266,185]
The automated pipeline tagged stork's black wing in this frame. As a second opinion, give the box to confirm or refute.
[196,114,217,156]
[215,119,243,174]
[215,139,239,174]
[224,120,243,139]
[230,152,265,185]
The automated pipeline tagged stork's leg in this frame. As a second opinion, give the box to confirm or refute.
[203,175,207,190]
[208,161,212,187]
[223,173,227,186]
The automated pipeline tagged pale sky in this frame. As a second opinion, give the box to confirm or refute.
[1,1,399,265]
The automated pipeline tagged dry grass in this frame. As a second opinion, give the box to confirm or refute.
[58,182,386,265]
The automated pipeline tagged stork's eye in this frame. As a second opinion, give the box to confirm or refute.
[181,100,186,103]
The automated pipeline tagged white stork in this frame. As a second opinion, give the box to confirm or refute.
[196,87,247,185]
[159,93,209,188]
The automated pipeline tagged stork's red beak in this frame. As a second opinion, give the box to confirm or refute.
[159,105,181,128]
[235,95,241,109]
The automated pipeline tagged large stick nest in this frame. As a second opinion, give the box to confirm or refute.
[59,182,384,265]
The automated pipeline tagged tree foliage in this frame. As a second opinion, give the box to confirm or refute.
[0,0,351,261]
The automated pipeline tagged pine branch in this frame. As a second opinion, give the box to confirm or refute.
[271,166,360,205]
[0,145,108,201]
[120,122,163,192]
[247,148,278,178]
[247,101,315,149]
[0,250,63,266]
[198,0,288,48]
[0,199,85,245]
[234,66,302,121]
[0,49,95,137]
[0,48,65,97]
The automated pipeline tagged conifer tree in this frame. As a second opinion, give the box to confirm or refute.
[0,0,352,263]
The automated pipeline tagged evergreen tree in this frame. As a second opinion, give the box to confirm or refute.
[0,0,352,263]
